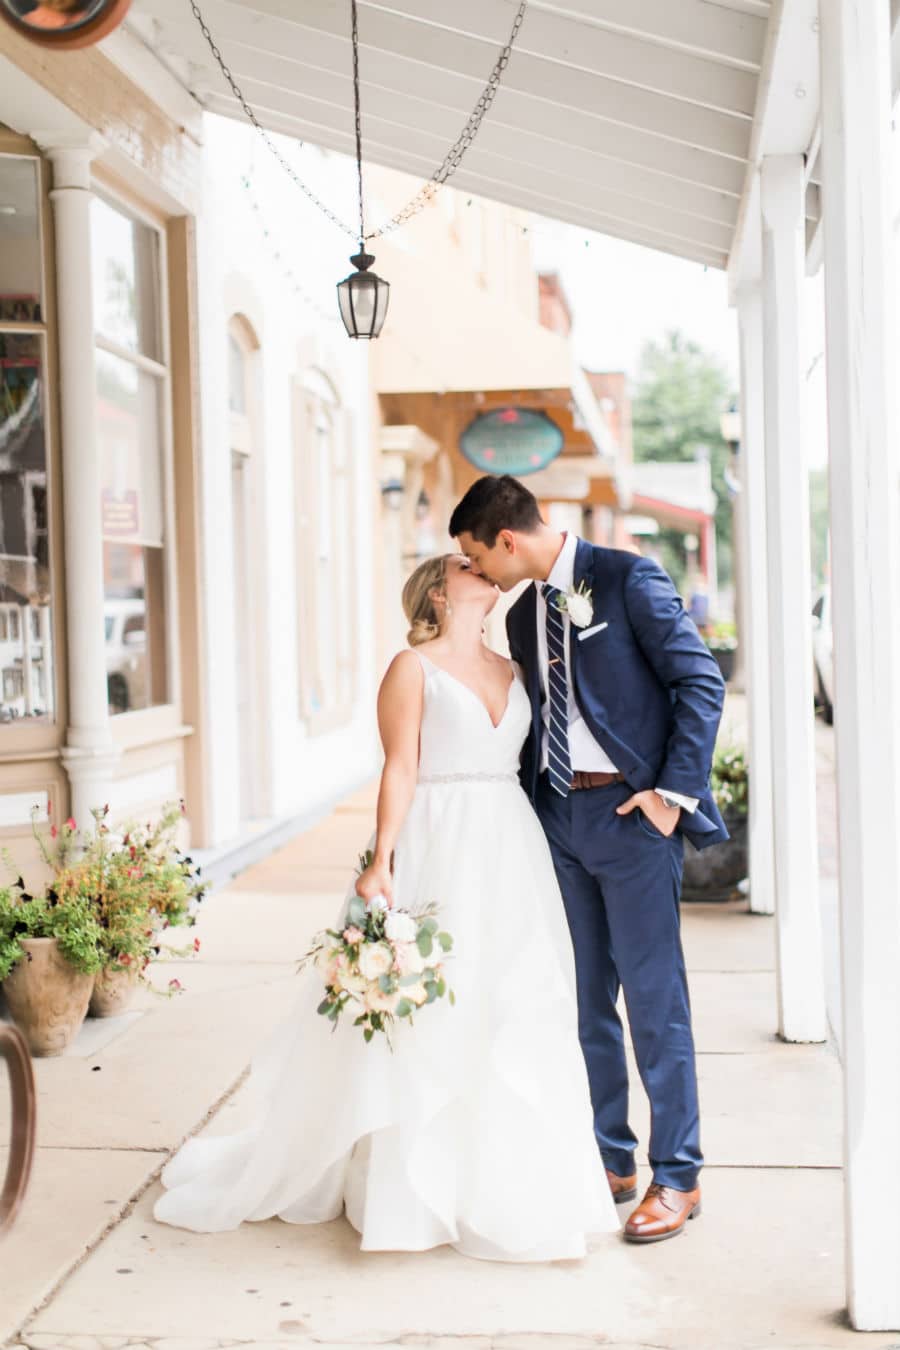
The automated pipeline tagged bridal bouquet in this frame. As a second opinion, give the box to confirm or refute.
[299,852,454,1044]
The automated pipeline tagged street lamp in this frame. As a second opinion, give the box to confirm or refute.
[337,249,390,339]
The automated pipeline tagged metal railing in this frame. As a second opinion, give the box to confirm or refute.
[0,1024,36,1237]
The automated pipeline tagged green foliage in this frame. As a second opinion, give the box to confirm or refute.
[632,330,737,589]
[0,884,104,981]
[0,801,206,989]
[705,620,738,652]
[711,743,749,818]
[49,801,207,978]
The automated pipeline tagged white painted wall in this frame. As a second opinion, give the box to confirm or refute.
[196,115,379,846]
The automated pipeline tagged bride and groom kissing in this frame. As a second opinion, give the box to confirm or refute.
[154,474,727,1261]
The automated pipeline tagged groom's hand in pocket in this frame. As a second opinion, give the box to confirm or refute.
[616,790,681,838]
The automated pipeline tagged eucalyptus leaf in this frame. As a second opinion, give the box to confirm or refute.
[417,932,433,958]
[395,999,412,1018]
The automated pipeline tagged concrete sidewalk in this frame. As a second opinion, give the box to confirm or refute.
[1,779,893,1350]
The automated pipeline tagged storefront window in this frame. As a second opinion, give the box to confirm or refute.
[92,194,169,716]
[0,154,54,725]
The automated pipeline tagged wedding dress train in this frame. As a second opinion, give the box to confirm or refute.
[154,650,618,1260]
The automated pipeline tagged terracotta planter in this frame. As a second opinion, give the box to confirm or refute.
[681,809,749,902]
[89,964,140,1018]
[3,938,94,1057]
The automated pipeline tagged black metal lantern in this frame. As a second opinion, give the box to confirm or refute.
[337,248,390,339]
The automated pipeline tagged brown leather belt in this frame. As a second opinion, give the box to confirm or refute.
[569,770,625,791]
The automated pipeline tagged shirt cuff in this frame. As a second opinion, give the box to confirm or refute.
[655,788,699,814]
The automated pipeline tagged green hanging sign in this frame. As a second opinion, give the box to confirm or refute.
[459,408,564,476]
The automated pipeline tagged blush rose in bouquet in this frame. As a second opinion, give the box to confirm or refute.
[299,851,454,1045]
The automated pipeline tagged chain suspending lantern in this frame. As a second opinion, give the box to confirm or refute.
[188,0,528,336]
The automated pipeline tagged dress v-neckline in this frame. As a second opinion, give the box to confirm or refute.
[416,651,516,731]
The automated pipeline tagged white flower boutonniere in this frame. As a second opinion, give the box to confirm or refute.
[554,580,594,629]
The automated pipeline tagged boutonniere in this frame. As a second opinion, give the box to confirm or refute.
[554,581,594,629]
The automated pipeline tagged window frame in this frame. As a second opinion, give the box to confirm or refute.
[291,369,358,736]
[0,135,65,758]
[90,175,182,738]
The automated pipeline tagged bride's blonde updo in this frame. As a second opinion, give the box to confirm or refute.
[402,554,454,647]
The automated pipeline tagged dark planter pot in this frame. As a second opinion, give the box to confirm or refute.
[711,647,736,683]
[681,808,748,902]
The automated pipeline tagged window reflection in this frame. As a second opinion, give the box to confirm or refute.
[93,194,168,717]
[91,195,160,360]
[0,155,42,322]
[0,332,54,723]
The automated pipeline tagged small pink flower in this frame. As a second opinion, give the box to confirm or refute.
[50,825,58,840]
[342,926,364,946]
[193,937,201,953]
[168,978,182,991]
[127,867,142,879]
[64,817,76,832]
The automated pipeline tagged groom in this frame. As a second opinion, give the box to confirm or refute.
[449,475,727,1244]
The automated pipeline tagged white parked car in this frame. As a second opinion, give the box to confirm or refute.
[105,598,147,715]
[811,587,834,725]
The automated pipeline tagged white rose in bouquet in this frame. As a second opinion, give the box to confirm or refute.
[366,894,389,914]
[394,941,427,976]
[405,981,429,1007]
[358,941,394,981]
[385,909,418,944]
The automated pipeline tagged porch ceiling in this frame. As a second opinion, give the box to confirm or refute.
[124,0,797,271]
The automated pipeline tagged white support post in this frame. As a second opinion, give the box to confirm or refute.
[735,284,776,917]
[759,155,827,1043]
[42,138,119,824]
[819,0,900,1329]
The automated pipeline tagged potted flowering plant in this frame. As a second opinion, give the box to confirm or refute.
[48,801,207,1017]
[704,621,739,683]
[681,744,749,903]
[0,825,104,1055]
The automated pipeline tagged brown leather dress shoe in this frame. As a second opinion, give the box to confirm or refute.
[624,1182,702,1243]
[605,1168,638,1204]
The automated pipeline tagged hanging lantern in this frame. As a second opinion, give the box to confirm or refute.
[337,248,390,339]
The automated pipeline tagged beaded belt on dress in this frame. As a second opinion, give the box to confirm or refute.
[417,772,519,785]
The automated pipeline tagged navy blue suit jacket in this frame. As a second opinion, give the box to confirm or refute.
[505,538,729,852]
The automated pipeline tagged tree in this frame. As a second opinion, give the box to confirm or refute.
[631,331,736,594]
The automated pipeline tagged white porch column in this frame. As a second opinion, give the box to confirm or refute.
[759,156,827,1042]
[819,0,900,1328]
[42,138,119,824]
[735,284,776,916]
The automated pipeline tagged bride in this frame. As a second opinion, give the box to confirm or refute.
[154,553,618,1260]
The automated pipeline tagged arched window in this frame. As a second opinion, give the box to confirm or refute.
[227,314,263,818]
[292,367,357,733]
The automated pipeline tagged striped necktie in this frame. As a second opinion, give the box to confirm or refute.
[542,584,572,797]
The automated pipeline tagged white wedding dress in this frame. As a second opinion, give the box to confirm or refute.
[154,650,618,1260]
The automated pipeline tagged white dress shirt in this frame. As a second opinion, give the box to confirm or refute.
[536,534,697,812]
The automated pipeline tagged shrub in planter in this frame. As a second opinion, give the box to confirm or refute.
[704,621,738,683]
[0,878,104,1056]
[49,801,208,1017]
[682,744,749,902]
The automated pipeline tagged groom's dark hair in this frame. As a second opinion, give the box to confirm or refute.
[448,475,544,547]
